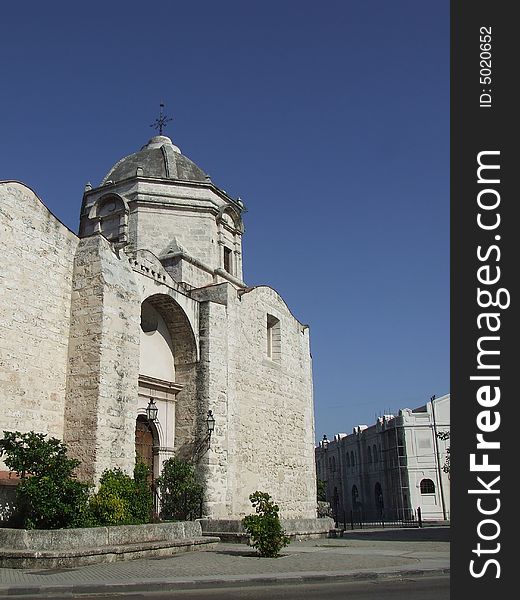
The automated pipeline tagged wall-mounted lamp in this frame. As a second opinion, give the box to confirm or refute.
[146,398,158,422]
[206,410,215,439]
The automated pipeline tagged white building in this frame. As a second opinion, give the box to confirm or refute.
[315,394,450,524]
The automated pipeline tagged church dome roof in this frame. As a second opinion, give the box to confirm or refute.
[101,135,211,185]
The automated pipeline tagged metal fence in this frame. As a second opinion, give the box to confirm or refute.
[335,507,423,529]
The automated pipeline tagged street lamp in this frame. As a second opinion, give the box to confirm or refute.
[206,410,215,439]
[146,398,158,422]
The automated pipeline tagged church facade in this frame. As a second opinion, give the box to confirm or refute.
[0,134,317,521]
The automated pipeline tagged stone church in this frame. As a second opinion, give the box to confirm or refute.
[0,132,317,523]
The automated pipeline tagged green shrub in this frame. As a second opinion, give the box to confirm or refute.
[317,478,327,502]
[88,463,153,526]
[0,431,90,529]
[156,457,203,521]
[132,461,154,522]
[243,491,290,557]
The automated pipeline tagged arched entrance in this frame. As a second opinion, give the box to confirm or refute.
[135,415,157,484]
[138,294,198,461]
[375,482,384,516]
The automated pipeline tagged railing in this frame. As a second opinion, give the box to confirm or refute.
[335,507,422,530]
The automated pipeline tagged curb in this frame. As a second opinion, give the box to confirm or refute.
[0,566,450,597]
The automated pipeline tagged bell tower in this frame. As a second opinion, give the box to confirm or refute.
[79,128,246,290]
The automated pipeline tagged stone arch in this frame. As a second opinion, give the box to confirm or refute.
[87,193,129,243]
[216,204,244,234]
[143,293,197,366]
[140,293,198,460]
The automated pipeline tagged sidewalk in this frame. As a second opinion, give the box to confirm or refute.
[0,527,450,597]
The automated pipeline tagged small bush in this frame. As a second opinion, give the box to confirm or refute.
[156,458,203,521]
[88,463,153,526]
[243,491,290,557]
[317,478,327,502]
[0,431,90,529]
[132,461,154,522]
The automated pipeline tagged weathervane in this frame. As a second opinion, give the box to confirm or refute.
[150,102,172,135]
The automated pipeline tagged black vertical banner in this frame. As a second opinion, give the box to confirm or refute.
[451,1,516,597]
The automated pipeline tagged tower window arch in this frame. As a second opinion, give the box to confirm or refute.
[87,194,129,243]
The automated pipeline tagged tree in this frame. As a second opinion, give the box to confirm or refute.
[243,491,290,557]
[317,478,327,501]
[88,462,153,526]
[156,457,203,520]
[0,431,90,529]
[437,431,450,478]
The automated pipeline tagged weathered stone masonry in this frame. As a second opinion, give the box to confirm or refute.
[1,133,318,524]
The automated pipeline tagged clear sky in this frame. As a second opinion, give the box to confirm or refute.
[0,1,449,442]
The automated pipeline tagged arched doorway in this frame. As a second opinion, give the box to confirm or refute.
[139,294,198,461]
[135,415,157,484]
[352,484,359,508]
[375,482,384,516]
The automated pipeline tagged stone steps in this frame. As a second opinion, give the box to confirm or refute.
[0,536,219,569]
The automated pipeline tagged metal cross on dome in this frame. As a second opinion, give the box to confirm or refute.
[150,102,173,135]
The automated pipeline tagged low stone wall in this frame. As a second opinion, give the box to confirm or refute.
[198,517,335,543]
[0,522,219,568]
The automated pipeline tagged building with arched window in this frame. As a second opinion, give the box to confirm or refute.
[315,394,450,524]
[0,133,319,527]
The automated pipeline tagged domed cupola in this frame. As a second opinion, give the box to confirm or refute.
[101,135,211,185]
[80,126,245,290]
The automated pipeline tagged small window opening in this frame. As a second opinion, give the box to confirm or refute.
[266,314,281,361]
[223,247,233,274]
[420,479,436,494]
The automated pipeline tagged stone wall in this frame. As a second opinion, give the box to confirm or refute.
[228,286,316,519]
[0,521,218,568]
[137,208,218,269]
[196,284,317,520]
[0,182,78,471]
[64,235,141,482]
[197,293,232,518]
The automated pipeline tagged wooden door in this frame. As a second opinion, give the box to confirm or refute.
[135,417,155,484]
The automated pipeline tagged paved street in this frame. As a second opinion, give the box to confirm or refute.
[0,576,451,599]
[0,528,450,599]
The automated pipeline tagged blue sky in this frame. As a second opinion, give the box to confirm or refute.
[0,1,449,441]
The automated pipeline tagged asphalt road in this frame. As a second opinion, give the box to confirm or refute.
[4,575,450,599]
